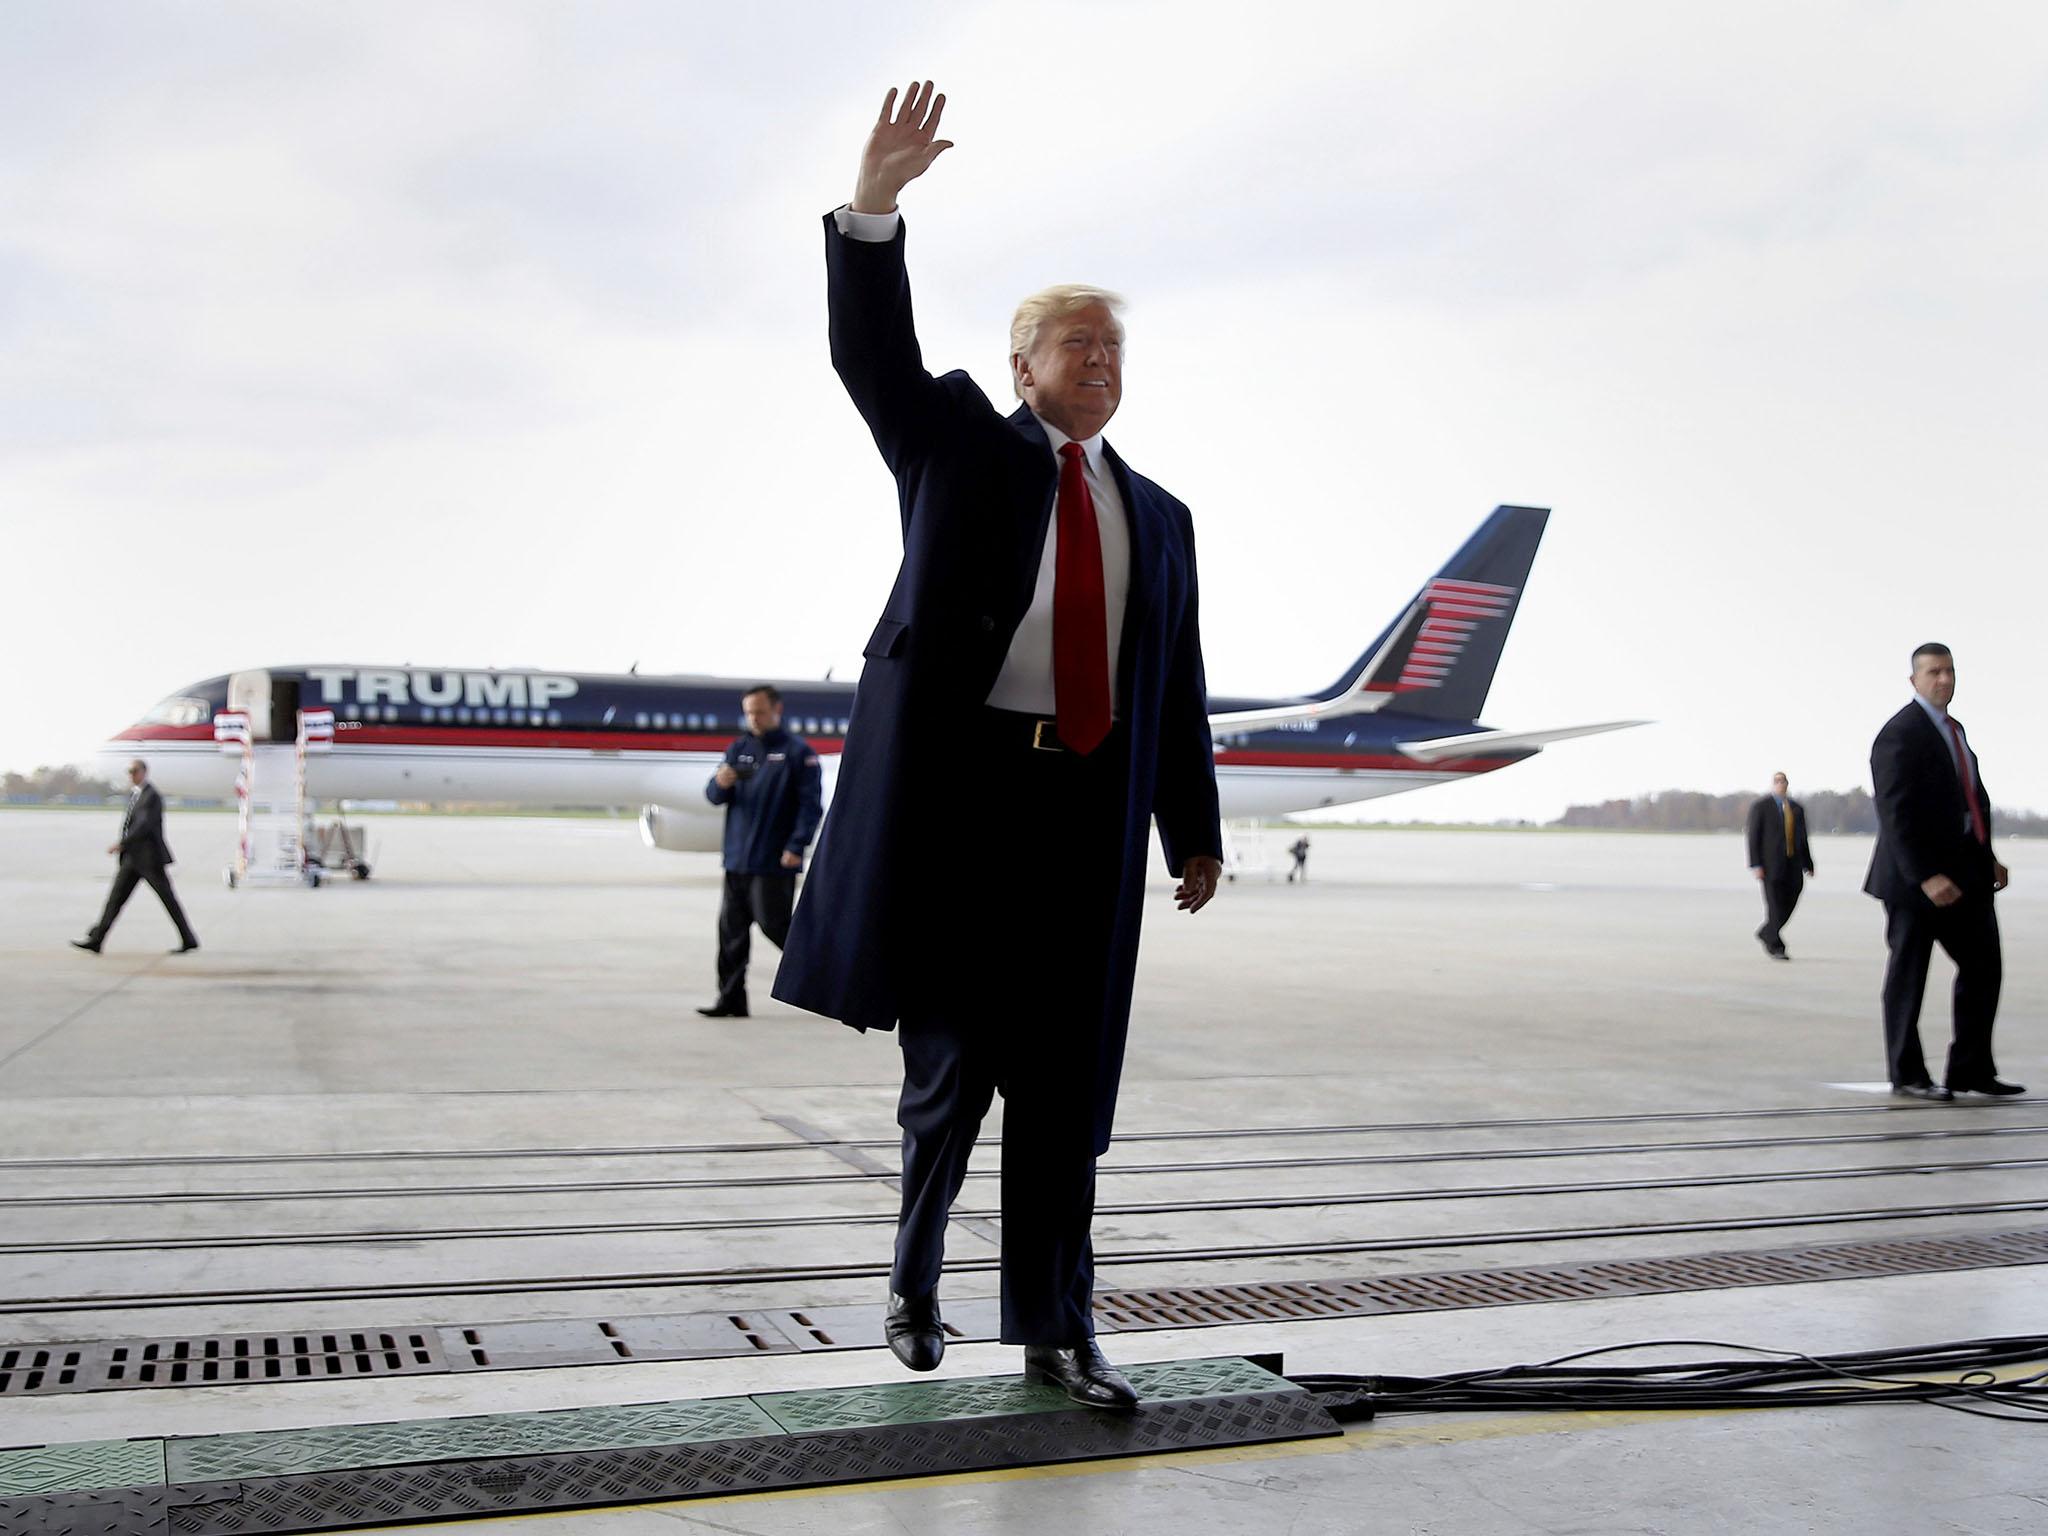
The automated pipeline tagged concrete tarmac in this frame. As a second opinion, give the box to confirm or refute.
[1,807,2042,1532]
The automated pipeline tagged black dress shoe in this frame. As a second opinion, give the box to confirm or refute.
[170,941,199,954]
[885,1292,944,1372]
[1892,1081,1954,1102]
[69,939,100,954]
[1023,1340,1138,1411]
[694,1003,748,1018]
[1771,949,1790,961]
[1950,1079,2026,1097]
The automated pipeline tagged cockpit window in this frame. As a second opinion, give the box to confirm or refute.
[143,695,211,727]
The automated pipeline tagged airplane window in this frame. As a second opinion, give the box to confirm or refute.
[457,708,473,723]
[547,710,561,726]
[635,713,649,728]
[654,713,667,729]
[493,708,508,724]
[688,713,702,730]
[706,714,719,729]
[804,718,819,733]
[440,708,455,723]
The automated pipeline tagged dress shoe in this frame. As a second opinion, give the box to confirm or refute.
[1023,1340,1138,1411]
[170,941,199,954]
[884,1292,944,1372]
[1950,1079,2026,1097]
[1891,1081,1953,1102]
[69,939,100,954]
[694,1003,748,1018]
[1771,949,1790,961]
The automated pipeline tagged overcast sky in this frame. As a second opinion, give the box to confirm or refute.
[4,1,2044,822]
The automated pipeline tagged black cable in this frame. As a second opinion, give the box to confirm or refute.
[1293,1334,2048,1425]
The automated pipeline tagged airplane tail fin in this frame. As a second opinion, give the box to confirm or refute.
[1314,504,1549,723]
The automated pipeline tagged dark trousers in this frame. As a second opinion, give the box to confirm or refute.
[91,857,197,949]
[1757,875,1802,953]
[1880,894,2002,1088]
[890,709,1128,1346]
[894,1016,1099,1345]
[714,871,794,1010]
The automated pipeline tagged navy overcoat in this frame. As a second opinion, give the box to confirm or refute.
[772,214,1221,1130]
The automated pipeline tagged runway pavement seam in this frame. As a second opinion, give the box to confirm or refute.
[0,963,156,1075]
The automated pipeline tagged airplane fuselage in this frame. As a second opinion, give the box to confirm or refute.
[108,664,1528,839]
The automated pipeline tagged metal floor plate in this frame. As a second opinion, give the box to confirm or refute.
[0,1358,1338,1535]
[6,1226,2045,1400]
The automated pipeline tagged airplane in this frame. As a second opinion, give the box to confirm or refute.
[101,506,1643,860]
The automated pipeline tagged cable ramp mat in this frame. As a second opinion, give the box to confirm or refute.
[6,1225,2046,1400]
[0,1356,1337,1534]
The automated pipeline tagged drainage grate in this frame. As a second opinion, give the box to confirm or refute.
[100,1330,443,1389]
[6,1227,2045,1398]
[0,1345,87,1395]
[1091,1226,2048,1331]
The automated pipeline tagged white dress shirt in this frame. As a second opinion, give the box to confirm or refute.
[835,205,1131,715]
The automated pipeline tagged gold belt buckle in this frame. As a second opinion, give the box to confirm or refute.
[1032,719,1064,752]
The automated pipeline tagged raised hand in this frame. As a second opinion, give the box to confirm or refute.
[852,81,954,214]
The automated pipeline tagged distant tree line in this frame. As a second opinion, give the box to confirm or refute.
[1553,788,2048,837]
[3,765,122,803]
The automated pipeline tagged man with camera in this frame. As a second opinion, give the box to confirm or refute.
[698,685,822,1019]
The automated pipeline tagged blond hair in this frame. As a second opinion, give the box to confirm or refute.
[1009,284,1126,399]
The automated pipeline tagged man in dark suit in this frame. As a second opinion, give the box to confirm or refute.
[73,759,199,955]
[772,83,1224,1409]
[1865,643,2019,1101]
[1746,772,1814,959]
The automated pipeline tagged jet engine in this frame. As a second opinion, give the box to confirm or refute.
[639,803,722,853]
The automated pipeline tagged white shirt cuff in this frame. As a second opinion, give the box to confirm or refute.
[833,204,902,242]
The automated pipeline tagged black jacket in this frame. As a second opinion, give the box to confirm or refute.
[1864,701,1996,904]
[1745,796,1813,881]
[119,783,175,868]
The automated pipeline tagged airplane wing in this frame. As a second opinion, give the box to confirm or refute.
[1394,719,1651,762]
[1206,600,1427,733]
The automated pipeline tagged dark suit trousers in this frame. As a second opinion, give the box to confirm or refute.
[91,857,197,948]
[1880,894,2002,1088]
[891,710,1129,1347]
[1757,875,1802,952]
[714,872,794,1010]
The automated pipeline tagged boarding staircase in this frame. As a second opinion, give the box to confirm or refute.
[212,708,332,887]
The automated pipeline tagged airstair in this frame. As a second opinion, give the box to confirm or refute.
[212,706,337,888]
[1219,818,1278,883]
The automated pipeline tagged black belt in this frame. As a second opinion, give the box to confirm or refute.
[980,708,1123,754]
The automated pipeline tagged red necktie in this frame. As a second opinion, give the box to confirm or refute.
[1052,441,1111,755]
[1947,716,1987,845]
